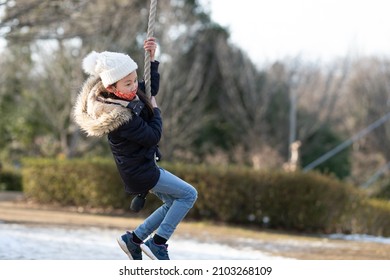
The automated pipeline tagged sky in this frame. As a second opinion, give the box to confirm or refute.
[200,0,390,64]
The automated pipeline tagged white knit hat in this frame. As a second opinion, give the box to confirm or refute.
[82,51,138,87]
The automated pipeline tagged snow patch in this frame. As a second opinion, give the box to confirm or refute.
[0,223,285,260]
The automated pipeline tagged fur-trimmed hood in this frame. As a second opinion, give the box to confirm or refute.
[73,76,132,137]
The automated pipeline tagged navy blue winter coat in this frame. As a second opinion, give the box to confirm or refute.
[108,61,162,194]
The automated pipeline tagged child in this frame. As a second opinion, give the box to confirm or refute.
[74,38,197,260]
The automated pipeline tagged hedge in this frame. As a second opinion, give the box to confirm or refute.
[165,163,366,234]
[21,158,390,236]
[22,158,128,209]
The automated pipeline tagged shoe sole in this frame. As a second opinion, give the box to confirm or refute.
[140,243,158,260]
[116,237,134,260]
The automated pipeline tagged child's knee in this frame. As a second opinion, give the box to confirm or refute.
[187,186,198,206]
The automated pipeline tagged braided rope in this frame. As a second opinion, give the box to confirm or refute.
[144,0,158,98]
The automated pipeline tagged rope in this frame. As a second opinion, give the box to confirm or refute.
[144,0,158,98]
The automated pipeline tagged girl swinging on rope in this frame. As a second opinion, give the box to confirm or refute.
[74,38,197,260]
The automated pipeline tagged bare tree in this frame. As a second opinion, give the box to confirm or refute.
[1,0,149,158]
[280,58,351,170]
[215,35,286,168]
[296,58,351,138]
[345,57,390,184]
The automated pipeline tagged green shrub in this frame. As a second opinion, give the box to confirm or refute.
[301,125,351,179]
[351,199,390,236]
[22,158,128,208]
[0,169,22,191]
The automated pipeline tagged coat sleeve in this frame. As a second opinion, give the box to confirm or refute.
[117,108,162,147]
[138,61,160,96]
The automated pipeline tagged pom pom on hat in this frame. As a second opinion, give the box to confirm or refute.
[82,51,100,75]
[82,51,138,87]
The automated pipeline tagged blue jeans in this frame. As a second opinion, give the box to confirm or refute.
[133,168,197,241]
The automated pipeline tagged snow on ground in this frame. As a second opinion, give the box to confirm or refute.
[0,223,285,260]
[326,233,390,245]
[2,222,390,260]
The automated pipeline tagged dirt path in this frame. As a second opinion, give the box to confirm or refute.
[1,192,389,260]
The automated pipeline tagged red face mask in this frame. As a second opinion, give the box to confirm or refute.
[113,85,138,101]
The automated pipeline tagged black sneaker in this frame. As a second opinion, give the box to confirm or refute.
[141,238,170,260]
[116,231,142,260]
